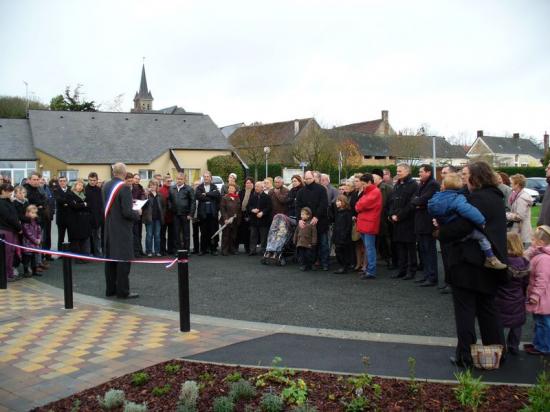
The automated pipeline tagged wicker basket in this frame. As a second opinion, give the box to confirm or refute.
[470,344,504,370]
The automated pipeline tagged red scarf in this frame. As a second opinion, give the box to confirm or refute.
[228,193,239,199]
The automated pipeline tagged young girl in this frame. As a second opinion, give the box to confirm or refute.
[524,225,550,355]
[494,232,529,355]
[293,207,317,271]
[332,195,353,274]
[22,205,41,277]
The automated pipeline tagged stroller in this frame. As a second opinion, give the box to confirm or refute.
[261,213,296,266]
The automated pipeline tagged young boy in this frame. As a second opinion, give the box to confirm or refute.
[428,173,506,270]
[21,205,42,277]
[293,207,317,271]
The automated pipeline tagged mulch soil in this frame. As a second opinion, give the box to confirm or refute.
[33,359,530,411]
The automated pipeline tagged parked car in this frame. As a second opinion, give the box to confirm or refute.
[522,187,540,205]
[200,175,224,191]
[526,177,547,202]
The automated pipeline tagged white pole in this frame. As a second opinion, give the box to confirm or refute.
[432,135,437,176]
[23,81,29,114]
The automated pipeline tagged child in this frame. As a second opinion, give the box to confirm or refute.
[332,195,353,274]
[293,207,317,271]
[21,205,42,277]
[495,232,529,355]
[13,186,29,223]
[428,173,506,270]
[523,225,550,355]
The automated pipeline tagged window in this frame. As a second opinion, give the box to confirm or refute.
[139,169,154,180]
[185,168,201,184]
[59,170,79,182]
[0,161,38,185]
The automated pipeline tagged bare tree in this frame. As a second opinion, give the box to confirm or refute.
[291,128,337,171]
[229,130,268,180]
[336,138,363,177]
[101,93,125,112]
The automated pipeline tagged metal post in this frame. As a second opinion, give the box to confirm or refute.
[432,135,437,178]
[177,250,190,332]
[0,234,6,289]
[62,243,73,309]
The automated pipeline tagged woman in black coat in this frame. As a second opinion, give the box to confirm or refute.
[286,175,303,220]
[237,177,255,254]
[438,161,507,367]
[66,180,92,259]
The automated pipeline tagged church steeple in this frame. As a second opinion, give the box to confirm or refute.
[132,63,153,112]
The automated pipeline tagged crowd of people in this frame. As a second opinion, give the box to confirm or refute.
[1,159,550,362]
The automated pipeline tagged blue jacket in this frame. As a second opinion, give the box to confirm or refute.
[428,190,485,226]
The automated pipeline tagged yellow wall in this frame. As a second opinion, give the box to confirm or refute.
[173,150,232,170]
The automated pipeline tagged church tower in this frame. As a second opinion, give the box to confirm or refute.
[132,64,153,112]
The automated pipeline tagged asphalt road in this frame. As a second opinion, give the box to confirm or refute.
[34,251,534,340]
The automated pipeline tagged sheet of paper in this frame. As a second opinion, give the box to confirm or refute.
[133,199,148,211]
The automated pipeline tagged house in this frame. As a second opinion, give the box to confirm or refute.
[466,130,544,167]
[220,122,244,138]
[0,119,38,184]
[334,110,396,136]
[323,129,392,165]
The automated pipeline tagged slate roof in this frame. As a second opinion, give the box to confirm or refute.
[0,119,36,160]
[334,119,384,135]
[229,118,314,147]
[28,110,232,164]
[475,136,543,158]
[324,129,390,156]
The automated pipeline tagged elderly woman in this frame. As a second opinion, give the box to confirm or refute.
[237,177,255,254]
[66,179,92,259]
[438,161,507,368]
[220,183,241,255]
[221,173,239,196]
[507,174,533,246]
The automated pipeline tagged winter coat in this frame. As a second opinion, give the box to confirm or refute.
[247,191,272,227]
[286,185,302,218]
[84,184,104,229]
[412,177,440,235]
[43,185,55,221]
[102,178,140,260]
[428,190,485,226]
[142,193,165,225]
[195,183,221,220]
[526,245,550,315]
[13,199,29,223]
[22,220,41,247]
[537,181,550,226]
[498,184,512,211]
[332,208,353,245]
[439,185,508,294]
[169,184,195,216]
[54,187,72,226]
[349,189,363,218]
[387,175,418,242]
[131,184,146,201]
[269,186,289,216]
[220,195,242,226]
[24,183,48,222]
[377,182,392,236]
[66,190,92,241]
[158,184,173,224]
[355,184,382,235]
[0,198,22,233]
[508,190,533,244]
[293,221,317,248]
[295,182,329,234]
[495,256,529,327]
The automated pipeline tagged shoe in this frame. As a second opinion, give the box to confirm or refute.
[508,347,519,356]
[211,250,218,256]
[191,250,199,255]
[322,266,329,271]
[333,268,347,274]
[414,277,428,283]
[198,252,206,256]
[299,266,307,271]
[450,356,473,368]
[438,284,448,290]
[33,272,42,277]
[524,346,546,355]
[360,273,376,280]
[35,267,44,273]
[402,274,415,280]
[419,280,437,287]
[523,343,534,350]
[484,256,507,270]
[440,285,452,294]
[147,253,153,257]
[155,253,162,257]
[391,273,405,279]
[119,293,139,299]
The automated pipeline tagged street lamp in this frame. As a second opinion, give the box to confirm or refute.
[263,146,270,178]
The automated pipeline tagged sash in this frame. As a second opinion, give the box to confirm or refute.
[104,180,126,219]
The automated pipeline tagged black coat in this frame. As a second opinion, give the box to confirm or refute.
[66,191,92,241]
[0,198,22,233]
[332,208,353,245]
[387,175,418,242]
[54,187,72,226]
[102,178,140,260]
[295,182,329,234]
[439,185,508,295]
[84,184,104,229]
[142,193,165,225]
[168,185,195,216]
[195,183,220,220]
[286,185,302,219]
[412,177,440,235]
[247,191,272,227]
[24,183,48,222]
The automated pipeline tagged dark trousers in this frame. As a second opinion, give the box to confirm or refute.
[132,221,143,255]
[396,241,417,276]
[335,244,353,269]
[376,234,392,263]
[42,219,52,250]
[452,286,505,362]
[297,247,314,268]
[160,222,175,254]
[417,234,438,283]
[173,215,191,251]
[22,253,37,275]
[192,220,200,253]
[199,215,218,253]
[249,225,268,254]
[57,222,68,250]
[237,221,250,253]
[105,261,131,298]
[222,223,238,254]
[90,226,102,256]
[506,326,522,352]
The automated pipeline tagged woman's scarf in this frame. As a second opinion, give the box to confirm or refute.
[72,187,86,201]
[241,188,252,211]
[228,193,239,200]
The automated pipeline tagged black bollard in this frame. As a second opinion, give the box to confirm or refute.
[62,243,73,309]
[0,234,6,289]
[177,250,190,332]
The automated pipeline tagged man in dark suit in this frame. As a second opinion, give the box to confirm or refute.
[54,176,71,250]
[103,163,141,299]
[195,171,221,255]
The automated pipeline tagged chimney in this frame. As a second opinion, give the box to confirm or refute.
[381,110,388,121]
[513,133,520,139]
[477,130,483,138]
[544,131,549,154]
[294,119,300,135]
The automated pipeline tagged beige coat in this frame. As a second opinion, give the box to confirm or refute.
[508,189,533,244]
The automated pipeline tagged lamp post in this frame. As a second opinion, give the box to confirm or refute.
[263,146,270,179]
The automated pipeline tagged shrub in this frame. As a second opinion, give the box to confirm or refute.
[207,155,244,185]
[131,372,150,386]
[520,370,550,412]
[260,392,284,412]
[224,371,243,383]
[229,379,257,401]
[345,396,370,412]
[177,380,199,412]
[165,363,181,375]
[97,389,125,409]
[281,379,308,406]
[454,370,486,412]
[212,396,235,412]
[123,401,147,412]
[151,384,171,397]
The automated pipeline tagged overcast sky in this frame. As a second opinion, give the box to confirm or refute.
[1,0,548,143]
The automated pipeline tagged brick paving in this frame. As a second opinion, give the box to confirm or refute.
[0,280,268,411]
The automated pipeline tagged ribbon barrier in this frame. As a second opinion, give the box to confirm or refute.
[0,238,192,331]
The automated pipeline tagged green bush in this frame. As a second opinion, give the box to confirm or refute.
[495,167,545,177]
[212,396,235,412]
[151,384,171,397]
[123,401,147,412]
[131,372,150,386]
[260,392,284,412]
[97,389,125,409]
[229,379,257,401]
[520,370,550,412]
[177,380,199,412]
[207,155,245,184]
[164,363,181,375]
[454,370,486,412]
